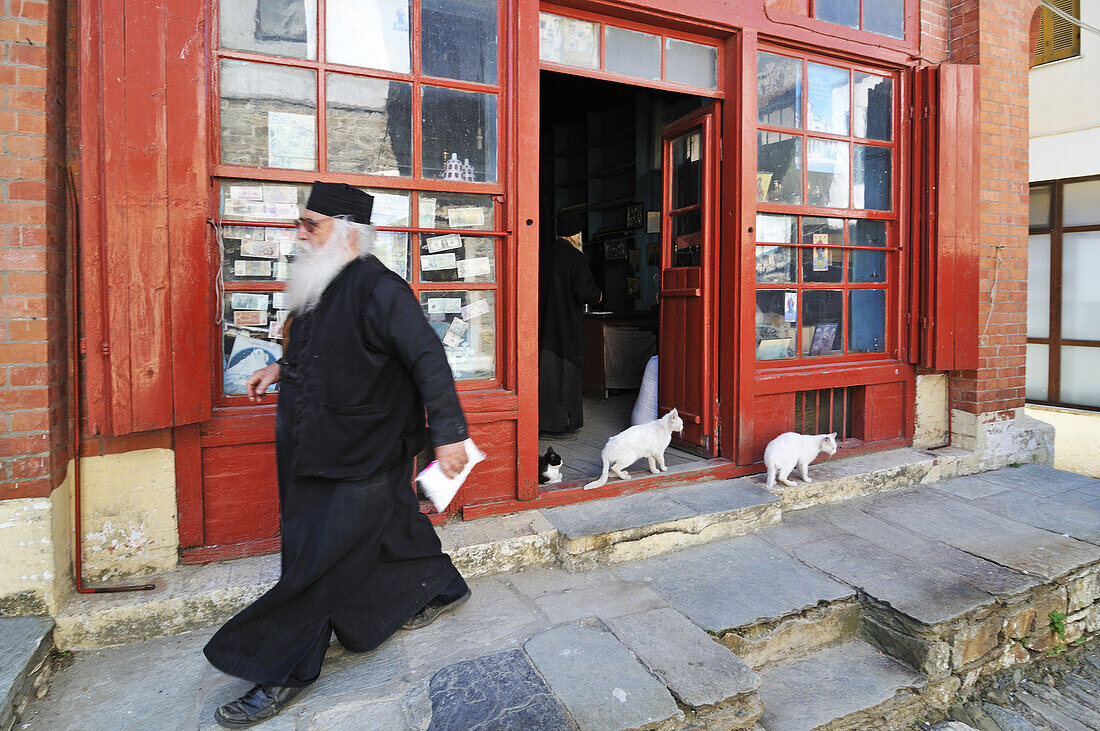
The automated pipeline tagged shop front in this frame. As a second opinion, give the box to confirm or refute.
[76,0,977,561]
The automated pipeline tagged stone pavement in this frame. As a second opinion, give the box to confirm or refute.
[16,464,1100,731]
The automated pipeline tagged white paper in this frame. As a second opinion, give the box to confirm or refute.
[267,228,297,243]
[447,206,485,228]
[234,260,273,277]
[272,292,289,309]
[268,321,283,340]
[443,317,468,348]
[275,262,291,280]
[419,197,437,227]
[262,185,299,204]
[460,298,491,320]
[371,192,410,226]
[231,292,270,311]
[241,240,280,259]
[279,240,297,257]
[456,257,491,279]
[415,439,486,512]
[425,233,463,253]
[231,186,264,201]
[421,252,457,271]
[427,297,462,314]
[267,111,316,170]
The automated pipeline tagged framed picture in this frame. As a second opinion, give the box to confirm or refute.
[808,323,839,356]
[812,247,830,272]
[626,203,644,229]
[626,277,640,299]
[627,249,640,271]
[756,172,773,202]
[646,211,660,234]
[647,243,660,266]
[604,238,628,260]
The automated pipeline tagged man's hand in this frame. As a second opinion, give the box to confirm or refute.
[434,442,469,479]
[245,363,281,402]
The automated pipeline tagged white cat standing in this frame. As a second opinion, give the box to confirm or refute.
[763,432,837,489]
[584,409,685,490]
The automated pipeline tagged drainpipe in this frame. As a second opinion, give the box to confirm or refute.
[66,166,154,595]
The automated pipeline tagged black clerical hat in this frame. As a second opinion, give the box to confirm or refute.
[556,210,584,237]
[306,182,374,224]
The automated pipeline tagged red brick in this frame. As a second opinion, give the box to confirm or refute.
[0,477,52,500]
[0,341,48,363]
[0,433,49,457]
[5,320,48,342]
[9,408,48,431]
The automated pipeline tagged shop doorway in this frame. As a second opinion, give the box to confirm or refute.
[536,72,718,483]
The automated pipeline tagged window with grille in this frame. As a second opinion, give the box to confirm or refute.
[213,0,505,401]
[1033,0,1080,66]
[795,387,856,440]
[754,50,898,364]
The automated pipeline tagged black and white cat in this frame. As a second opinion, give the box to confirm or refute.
[539,446,563,484]
[763,432,837,489]
[583,409,684,490]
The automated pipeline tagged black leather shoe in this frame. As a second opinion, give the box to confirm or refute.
[402,588,472,630]
[214,683,308,728]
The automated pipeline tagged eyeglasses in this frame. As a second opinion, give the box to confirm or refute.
[295,216,328,233]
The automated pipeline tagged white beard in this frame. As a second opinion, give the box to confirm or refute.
[285,242,352,314]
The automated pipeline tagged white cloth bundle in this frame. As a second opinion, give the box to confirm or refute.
[631,355,659,425]
[416,439,486,513]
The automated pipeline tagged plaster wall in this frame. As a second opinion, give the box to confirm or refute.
[1025,404,1100,478]
[1029,0,1100,143]
[0,476,69,617]
[949,407,1054,470]
[914,373,949,448]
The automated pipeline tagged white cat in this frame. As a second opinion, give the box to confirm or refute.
[764,432,838,489]
[583,409,685,490]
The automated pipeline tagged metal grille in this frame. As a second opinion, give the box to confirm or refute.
[794,387,856,440]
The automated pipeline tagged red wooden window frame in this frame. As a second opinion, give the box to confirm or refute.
[753,45,902,368]
[209,0,513,407]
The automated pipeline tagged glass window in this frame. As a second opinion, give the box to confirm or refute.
[220,0,317,59]
[223,321,284,396]
[815,0,859,28]
[758,52,802,128]
[757,246,795,283]
[849,250,886,282]
[1027,234,1050,338]
[220,224,296,283]
[756,213,796,243]
[220,179,310,221]
[848,218,887,246]
[421,291,495,380]
[366,189,411,226]
[419,235,496,283]
[802,217,844,245]
[1025,344,1049,401]
[422,0,497,84]
[807,139,849,208]
[1063,179,1100,227]
[758,132,802,205]
[666,38,717,89]
[853,73,892,141]
[605,26,661,80]
[220,60,317,170]
[1060,345,1100,407]
[1060,231,1100,340]
[853,144,891,210]
[807,63,849,135]
[371,231,412,281]
[326,74,412,176]
[1029,185,1051,228]
[849,289,886,353]
[802,247,842,283]
[419,192,495,230]
[672,131,703,208]
[422,86,497,183]
[326,0,411,73]
[803,290,843,356]
[864,0,904,39]
[538,12,599,69]
[756,291,797,359]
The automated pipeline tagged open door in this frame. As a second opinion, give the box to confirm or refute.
[659,103,720,453]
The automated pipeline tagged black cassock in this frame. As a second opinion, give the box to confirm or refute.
[204,256,469,687]
[539,236,602,433]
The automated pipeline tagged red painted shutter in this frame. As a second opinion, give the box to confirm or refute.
[78,0,212,436]
[909,64,980,371]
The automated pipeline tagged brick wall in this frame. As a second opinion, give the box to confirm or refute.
[0,0,69,501]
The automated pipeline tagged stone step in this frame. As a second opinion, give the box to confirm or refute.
[756,639,928,731]
[0,617,53,731]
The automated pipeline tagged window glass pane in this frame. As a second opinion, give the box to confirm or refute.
[366,189,411,226]
[853,73,892,141]
[666,38,717,89]
[1063,179,1100,226]
[421,291,495,379]
[605,26,660,80]
[850,250,886,282]
[853,144,891,210]
[807,63,849,135]
[756,290,797,360]
[220,224,297,283]
[672,130,703,209]
[223,315,284,396]
[538,12,599,69]
[849,289,885,353]
[807,139,849,208]
[1061,231,1100,340]
[419,192,495,230]
[848,218,887,246]
[326,0,410,72]
[803,290,843,356]
[220,60,317,170]
[802,216,844,244]
[221,0,316,59]
[756,213,796,243]
[1027,234,1050,338]
[419,235,496,283]
[756,246,795,283]
[758,52,802,128]
[864,0,904,38]
[370,231,411,280]
[1060,345,1100,407]
[758,132,802,205]
[422,86,497,182]
[671,211,702,268]
[802,247,842,282]
[1029,184,1051,227]
[422,0,497,84]
[326,74,412,176]
[815,0,859,28]
[220,179,310,222]
[1026,343,1049,401]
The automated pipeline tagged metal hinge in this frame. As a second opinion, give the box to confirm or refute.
[100,342,110,356]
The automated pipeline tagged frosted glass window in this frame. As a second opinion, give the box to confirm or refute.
[605,26,661,80]
[1060,345,1100,407]
[1063,179,1100,226]
[1027,234,1050,338]
[865,0,904,39]
[221,0,317,59]
[815,0,859,28]
[1029,184,1051,227]
[666,38,717,89]
[538,13,599,69]
[326,0,411,73]
[807,63,849,135]
[1025,344,1049,401]
[1061,231,1100,340]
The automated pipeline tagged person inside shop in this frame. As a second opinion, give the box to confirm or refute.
[204,182,473,728]
[539,209,603,438]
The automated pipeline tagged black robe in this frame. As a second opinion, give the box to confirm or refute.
[539,237,602,433]
[204,255,469,687]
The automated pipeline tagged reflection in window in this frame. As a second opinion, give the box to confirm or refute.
[421,291,495,380]
[807,139,849,208]
[853,145,891,210]
[803,290,843,356]
[326,0,411,72]
[220,60,317,170]
[807,63,849,135]
[327,74,412,176]
[758,52,801,128]
[538,13,599,69]
[758,132,802,205]
[757,246,795,283]
[848,218,887,246]
[802,217,844,245]
[757,290,797,359]
[849,250,886,283]
[756,213,796,243]
[849,289,886,352]
[422,0,497,84]
[864,1,904,38]
[221,0,317,59]
[854,73,892,141]
[422,86,497,182]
